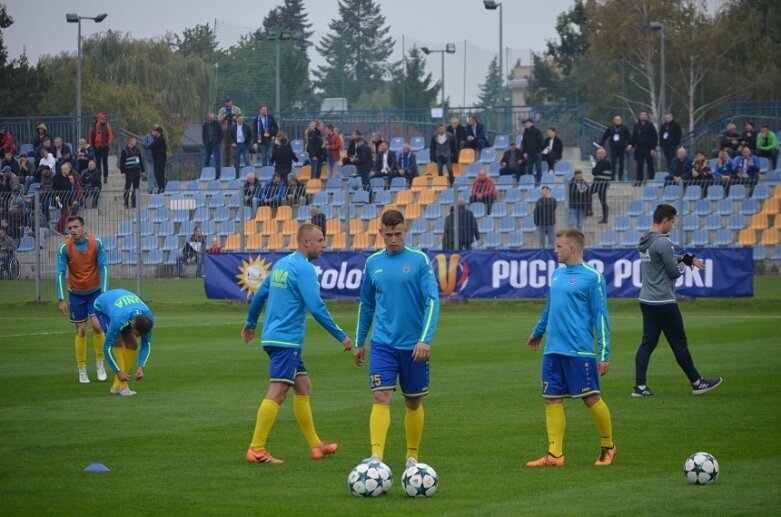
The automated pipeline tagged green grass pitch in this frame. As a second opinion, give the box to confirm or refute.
[1,278,780,516]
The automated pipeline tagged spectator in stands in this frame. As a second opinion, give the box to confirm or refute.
[149,125,167,194]
[443,199,480,251]
[720,122,741,157]
[310,205,326,237]
[521,118,545,184]
[8,203,27,243]
[343,130,361,166]
[393,143,418,186]
[88,113,113,183]
[0,126,16,155]
[68,169,84,216]
[51,163,73,234]
[463,116,488,152]
[208,236,222,254]
[627,111,658,186]
[218,98,241,167]
[499,141,524,181]
[38,147,55,174]
[53,137,70,160]
[732,145,761,193]
[372,141,396,183]
[141,126,157,193]
[119,136,144,209]
[447,117,466,150]
[253,105,278,168]
[55,148,78,175]
[0,228,14,265]
[591,147,612,224]
[35,137,53,163]
[370,132,385,157]
[230,114,253,169]
[690,151,714,195]
[1,150,19,174]
[713,148,735,183]
[541,127,563,173]
[756,124,779,171]
[599,115,631,181]
[259,173,284,209]
[659,113,682,170]
[533,185,557,249]
[1,166,20,193]
[18,155,34,191]
[178,225,205,278]
[243,173,262,211]
[81,159,101,208]
[667,147,693,186]
[32,123,49,149]
[353,136,373,187]
[740,121,757,152]
[202,112,223,179]
[324,124,341,179]
[74,138,95,174]
[568,169,590,231]
[306,120,324,179]
[431,123,457,186]
[272,136,298,182]
[470,170,496,215]
[283,175,306,207]
[38,165,53,223]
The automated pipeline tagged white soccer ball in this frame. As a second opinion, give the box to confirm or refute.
[348,460,393,497]
[401,463,439,497]
[684,451,719,485]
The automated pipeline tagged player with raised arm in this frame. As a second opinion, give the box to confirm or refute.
[242,223,353,464]
[527,228,615,467]
[633,203,722,397]
[354,209,440,470]
[94,289,154,397]
[56,215,109,384]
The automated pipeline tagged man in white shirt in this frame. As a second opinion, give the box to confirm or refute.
[371,141,397,182]
[231,115,253,169]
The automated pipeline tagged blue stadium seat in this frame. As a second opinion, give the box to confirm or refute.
[160,235,177,253]
[480,148,496,164]
[512,201,529,217]
[374,190,391,205]
[496,175,514,187]
[728,213,746,231]
[220,166,237,182]
[627,200,644,217]
[192,207,210,223]
[202,180,220,193]
[637,214,653,230]
[668,229,682,244]
[417,233,435,250]
[641,186,659,202]
[178,220,195,237]
[493,134,509,150]
[119,236,136,252]
[202,220,216,237]
[410,136,425,152]
[16,235,34,252]
[199,167,216,182]
[751,183,770,201]
[728,184,747,200]
[772,244,781,260]
[165,180,181,193]
[219,220,237,237]
[410,218,427,235]
[554,161,572,174]
[140,221,154,236]
[184,180,199,192]
[389,137,405,153]
[739,198,758,215]
[662,185,681,201]
[425,204,441,220]
[100,236,118,251]
[487,161,501,177]
[540,173,556,186]
[208,193,226,209]
[704,214,722,231]
[507,231,524,248]
[259,166,275,182]
[158,221,174,236]
[118,222,134,237]
[339,165,357,179]
[765,170,781,186]
[326,177,343,190]
[525,186,541,201]
[692,199,711,216]
[227,193,241,209]
[551,186,566,203]
[706,184,724,201]
[759,157,770,172]
[370,178,386,190]
[689,228,709,247]
[715,198,732,216]
[415,148,430,165]
[438,189,454,204]
[714,229,733,247]
[237,206,253,222]
[331,189,347,207]
[237,166,252,180]
[469,203,486,218]
[107,249,121,265]
[146,249,163,265]
[290,139,304,154]
[503,188,521,203]
[466,162,482,178]
[499,216,515,233]
[294,205,309,222]
[352,190,370,204]
[614,215,631,232]
[478,218,493,234]
[490,202,508,218]
[522,218,537,233]
[649,172,669,186]
[312,191,329,205]
[360,204,377,221]
[485,233,503,249]
[125,251,138,266]
[172,209,189,224]
[598,230,618,248]
[389,177,407,192]
[20,143,34,157]
[141,235,158,251]
[684,185,702,202]
[148,194,165,209]
[753,245,766,261]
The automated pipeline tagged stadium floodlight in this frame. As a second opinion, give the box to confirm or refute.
[418,45,457,118]
[65,13,109,139]
[647,22,666,121]
[483,1,504,85]
[483,0,499,9]
[265,29,301,114]
[421,47,431,55]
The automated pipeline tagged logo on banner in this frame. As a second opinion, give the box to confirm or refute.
[433,253,469,296]
[236,256,273,297]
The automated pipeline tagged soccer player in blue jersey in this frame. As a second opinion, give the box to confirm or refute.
[526,228,616,467]
[56,215,109,384]
[242,223,353,465]
[354,210,440,470]
[93,289,154,397]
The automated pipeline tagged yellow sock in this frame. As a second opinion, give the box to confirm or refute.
[75,334,87,368]
[110,347,126,390]
[404,405,424,460]
[588,399,614,448]
[370,404,391,460]
[545,403,566,457]
[250,399,280,451]
[293,395,321,447]
[93,332,105,362]
[122,347,137,374]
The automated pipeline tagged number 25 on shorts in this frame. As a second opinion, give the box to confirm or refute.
[370,374,382,389]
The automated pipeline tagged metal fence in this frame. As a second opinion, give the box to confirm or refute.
[0,114,123,158]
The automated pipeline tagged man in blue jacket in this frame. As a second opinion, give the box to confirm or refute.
[242,223,353,464]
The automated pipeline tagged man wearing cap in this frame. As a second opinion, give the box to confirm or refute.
[56,148,79,175]
[218,98,242,168]
[0,165,20,193]
[88,113,114,183]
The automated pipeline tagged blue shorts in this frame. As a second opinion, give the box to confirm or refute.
[95,310,111,333]
[69,290,100,323]
[264,347,307,386]
[541,354,600,399]
[369,343,429,398]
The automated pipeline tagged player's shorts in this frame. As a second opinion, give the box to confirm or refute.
[541,353,600,399]
[264,346,307,386]
[69,290,100,323]
[369,343,429,397]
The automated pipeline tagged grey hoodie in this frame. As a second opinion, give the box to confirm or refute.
[638,231,684,304]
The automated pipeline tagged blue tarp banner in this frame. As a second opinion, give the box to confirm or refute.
[204,248,753,300]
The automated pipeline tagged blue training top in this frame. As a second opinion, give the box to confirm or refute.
[94,289,155,372]
[532,263,610,362]
[245,251,346,348]
[356,246,440,350]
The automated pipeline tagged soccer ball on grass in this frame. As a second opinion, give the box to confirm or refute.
[348,460,393,497]
[684,451,719,485]
[401,462,439,497]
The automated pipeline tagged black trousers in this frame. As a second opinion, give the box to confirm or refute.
[634,148,655,183]
[153,158,166,193]
[609,147,625,180]
[591,179,610,220]
[123,169,141,208]
[94,147,110,181]
[635,302,700,386]
[661,145,677,171]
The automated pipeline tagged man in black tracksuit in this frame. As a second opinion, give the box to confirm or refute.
[119,136,145,209]
[633,203,723,397]
[599,115,631,181]
[628,112,658,186]
[659,113,682,170]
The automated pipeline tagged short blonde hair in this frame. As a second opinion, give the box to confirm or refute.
[555,228,585,250]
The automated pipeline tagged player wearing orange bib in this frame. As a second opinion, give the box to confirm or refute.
[56,215,109,384]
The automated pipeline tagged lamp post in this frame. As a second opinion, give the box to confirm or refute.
[648,22,665,123]
[483,1,503,84]
[265,29,293,115]
[66,13,108,132]
[421,43,456,119]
